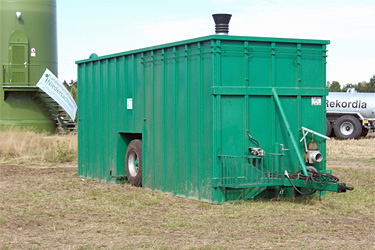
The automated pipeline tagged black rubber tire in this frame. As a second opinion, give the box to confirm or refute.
[333,115,362,140]
[326,119,333,137]
[361,128,369,138]
[125,139,142,187]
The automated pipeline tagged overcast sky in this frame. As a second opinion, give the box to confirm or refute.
[57,0,375,86]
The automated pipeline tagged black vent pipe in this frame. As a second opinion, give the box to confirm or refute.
[212,13,232,35]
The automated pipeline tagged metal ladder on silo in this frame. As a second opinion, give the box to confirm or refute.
[36,90,77,133]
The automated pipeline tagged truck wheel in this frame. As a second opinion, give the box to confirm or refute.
[361,128,369,138]
[125,139,142,187]
[326,119,333,137]
[334,115,362,140]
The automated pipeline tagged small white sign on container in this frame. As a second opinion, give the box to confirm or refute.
[127,98,133,109]
[311,97,321,106]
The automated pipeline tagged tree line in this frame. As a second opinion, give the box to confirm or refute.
[62,80,78,103]
[327,74,375,92]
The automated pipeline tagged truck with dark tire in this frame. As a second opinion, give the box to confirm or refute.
[326,90,375,139]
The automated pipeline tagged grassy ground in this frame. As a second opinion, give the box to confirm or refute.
[0,127,77,164]
[327,135,375,162]
[0,131,374,249]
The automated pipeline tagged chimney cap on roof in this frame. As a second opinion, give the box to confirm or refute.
[212,13,232,35]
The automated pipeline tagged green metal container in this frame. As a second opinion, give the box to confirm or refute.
[0,0,57,133]
[77,35,351,203]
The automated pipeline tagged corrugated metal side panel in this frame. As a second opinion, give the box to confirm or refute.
[78,57,134,181]
[211,40,328,203]
[142,41,214,201]
[78,62,90,178]
[300,43,328,172]
[78,40,215,201]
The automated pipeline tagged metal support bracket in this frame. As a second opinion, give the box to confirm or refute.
[300,127,330,152]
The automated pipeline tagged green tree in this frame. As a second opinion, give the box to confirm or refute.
[329,75,375,93]
[356,81,370,92]
[327,81,342,92]
[341,75,375,93]
[70,84,77,104]
[368,74,375,91]
[62,80,77,103]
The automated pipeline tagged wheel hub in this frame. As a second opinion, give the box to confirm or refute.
[340,122,354,136]
[128,150,139,177]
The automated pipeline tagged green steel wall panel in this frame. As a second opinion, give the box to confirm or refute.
[77,35,330,203]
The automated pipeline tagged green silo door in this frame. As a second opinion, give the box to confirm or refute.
[8,30,29,85]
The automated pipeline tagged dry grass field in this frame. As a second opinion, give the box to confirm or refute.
[0,127,77,165]
[0,129,374,249]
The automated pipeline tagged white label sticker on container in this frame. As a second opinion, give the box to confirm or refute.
[127,98,133,109]
[311,97,321,106]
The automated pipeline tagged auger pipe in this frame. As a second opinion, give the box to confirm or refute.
[272,88,308,176]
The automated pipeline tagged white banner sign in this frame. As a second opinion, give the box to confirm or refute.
[37,69,77,121]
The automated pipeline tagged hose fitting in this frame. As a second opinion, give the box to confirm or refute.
[306,150,323,164]
[306,134,322,163]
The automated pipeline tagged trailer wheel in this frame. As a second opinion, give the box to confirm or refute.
[334,115,362,140]
[326,119,333,137]
[125,139,142,187]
